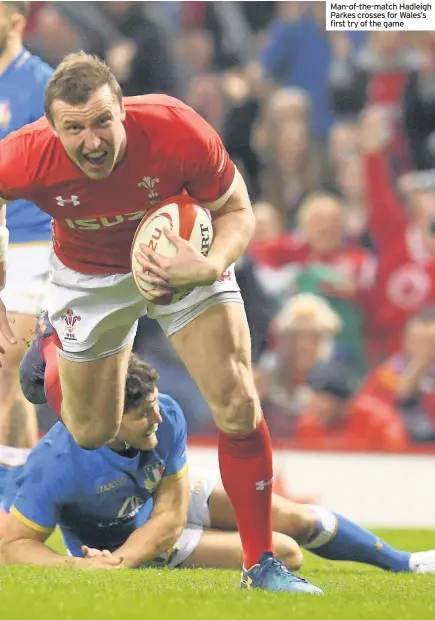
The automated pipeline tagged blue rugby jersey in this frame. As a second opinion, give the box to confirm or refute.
[4,394,187,556]
[0,48,53,243]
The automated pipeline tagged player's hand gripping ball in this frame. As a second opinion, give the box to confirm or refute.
[131,195,214,305]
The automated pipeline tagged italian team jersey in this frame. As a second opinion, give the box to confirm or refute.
[0,47,53,244]
[3,394,187,556]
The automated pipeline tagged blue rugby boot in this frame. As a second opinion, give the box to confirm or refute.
[241,552,323,594]
[19,310,54,404]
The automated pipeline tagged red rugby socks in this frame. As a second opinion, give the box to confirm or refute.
[218,417,274,568]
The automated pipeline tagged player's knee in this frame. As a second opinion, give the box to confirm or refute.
[273,500,314,543]
[70,420,119,450]
[214,378,259,433]
[272,532,303,570]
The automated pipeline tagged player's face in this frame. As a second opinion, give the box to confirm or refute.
[0,3,21,55]
[50,84,126,181]
[118,388,163,451]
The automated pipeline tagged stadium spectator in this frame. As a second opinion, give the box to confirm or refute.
[294,360,410,452]
[25,3,84,66]
[360,307,435,442]
[184,73,225,133]
[257,294,342,436]
[361,107,435,359]
[403,33,435,171]
[250,192,375,375]
[252,202,284,243]
[257,2,365,139]
[326,122,368,247]
[99,2,176,97]
[261,119,323,226]
[329,32,421,117]
[221,70,262,200]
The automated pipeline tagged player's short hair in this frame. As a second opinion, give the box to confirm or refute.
[124,354,159,413]
[2,1,29,16]
[44,51,123,124]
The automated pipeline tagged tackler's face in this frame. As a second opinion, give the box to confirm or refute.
[50,84,127,181]
[0,2,24,56]
[117,388,163,452]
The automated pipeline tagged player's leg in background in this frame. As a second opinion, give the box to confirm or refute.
[208,477,417,573]
[169,301,275,571]
[0,312,37,445]
[0,312,38,502]
[174,468,302,571]
[182,530,303,570]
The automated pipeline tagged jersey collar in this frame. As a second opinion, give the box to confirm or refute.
[0,47,30,80]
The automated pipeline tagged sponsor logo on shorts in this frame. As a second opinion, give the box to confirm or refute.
[61,309,81,341]
[143,461,165,492]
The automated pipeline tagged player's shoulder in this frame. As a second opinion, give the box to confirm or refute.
[20,50,54,85]
[124,94,192,118]
[23,422,75,474]
[157,394,186,436]
[124,94,212,143]
[3,115,53,150]
[23,52,54,80]
[0,116,58,183]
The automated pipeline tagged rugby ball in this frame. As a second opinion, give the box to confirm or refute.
[131,195,214,305]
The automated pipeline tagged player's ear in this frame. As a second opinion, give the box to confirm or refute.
[120,104,126,122]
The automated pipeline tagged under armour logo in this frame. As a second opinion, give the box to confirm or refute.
[255,477,274,491]
[55,195,80,207]
[137,176,159,189]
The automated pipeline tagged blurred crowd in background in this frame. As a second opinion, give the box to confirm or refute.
[25,1,435,451]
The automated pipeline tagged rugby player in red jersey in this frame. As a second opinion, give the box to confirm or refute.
[0,52,319,593]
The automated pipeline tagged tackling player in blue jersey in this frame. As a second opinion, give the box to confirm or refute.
[0,1,53,498]
[1,353,435,584]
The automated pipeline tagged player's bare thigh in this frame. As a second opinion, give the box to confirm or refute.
[181,530,302,570]
[57,341,133,448]
[169,302,262,433]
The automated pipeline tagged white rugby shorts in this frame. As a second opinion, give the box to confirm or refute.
[1,243,51,315]
[147,468,219,569]
[46,252,242,361]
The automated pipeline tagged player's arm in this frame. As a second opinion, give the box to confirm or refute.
[0,510,71,566]
[112,465,189,569]
[0,511,122,569]
[206,171,255,279]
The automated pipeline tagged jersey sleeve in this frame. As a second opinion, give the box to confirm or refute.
[177,108,237,210]
[7,448,68,534]
[162,398,187,480]
[0,131,34,201]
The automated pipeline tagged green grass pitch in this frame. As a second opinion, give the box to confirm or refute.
[1,529,435,620]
